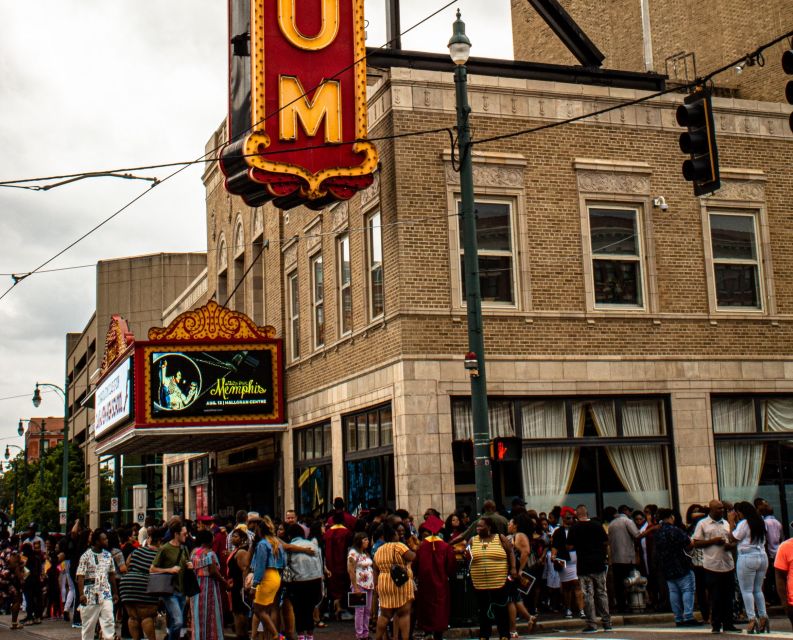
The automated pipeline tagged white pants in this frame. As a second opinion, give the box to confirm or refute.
[80,600,115,640]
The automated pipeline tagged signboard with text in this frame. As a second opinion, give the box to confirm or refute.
[135,342,284,428]
[220,0,377,210]
[94,356,133,438]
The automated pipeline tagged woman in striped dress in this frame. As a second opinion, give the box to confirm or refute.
[190,530,226,640]
[373,524,416,640]
[467,517,517,640]
[119,527,164,640]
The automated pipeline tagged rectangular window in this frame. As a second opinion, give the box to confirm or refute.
[344,403,392,453]
[294,423,332,518]
[311,254,325,349]
[337,235,352,335]
[367,211,384,319]
[709,212,761,309]
[288,271,300,359]
[458,200,514,304]
[589,206,644,307]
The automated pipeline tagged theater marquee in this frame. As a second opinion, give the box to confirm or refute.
[220,0,378,210]
[95,301,286,456]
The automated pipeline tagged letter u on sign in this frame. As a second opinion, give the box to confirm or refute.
[278,0,340,50]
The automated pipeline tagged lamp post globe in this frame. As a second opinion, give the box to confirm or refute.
[447,9,471,66]
[31,384,42,408]
[4,447,9,461]
[17,420,24,437]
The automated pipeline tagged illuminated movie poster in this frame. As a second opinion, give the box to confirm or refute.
[142,344,282,425]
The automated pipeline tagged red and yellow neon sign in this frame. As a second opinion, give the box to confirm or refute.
[220,0,378,210]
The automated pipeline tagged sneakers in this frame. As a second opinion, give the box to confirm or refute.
[564,609,573,619]
[339,611,354,621]
[581,627,598,634]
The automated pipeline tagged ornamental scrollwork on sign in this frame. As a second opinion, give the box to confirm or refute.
[576,171,651,195]
[100,315,135,376]
[147,300,276,342]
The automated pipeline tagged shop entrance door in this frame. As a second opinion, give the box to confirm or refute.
[215,466,275,516]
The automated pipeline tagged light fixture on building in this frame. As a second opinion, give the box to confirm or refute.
[652,196,669,211]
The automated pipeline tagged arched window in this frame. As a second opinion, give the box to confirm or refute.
[217,235,228,305]
[232,217,246,312]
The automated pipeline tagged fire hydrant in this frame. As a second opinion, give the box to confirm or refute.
[624,568,648,613]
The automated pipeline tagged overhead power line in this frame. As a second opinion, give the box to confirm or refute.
[1,22,791,301]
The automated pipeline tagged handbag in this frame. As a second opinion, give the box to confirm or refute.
[182,548,200,598]
[146,572,175,596]
[182,567,200,597]
[390,563,408,587]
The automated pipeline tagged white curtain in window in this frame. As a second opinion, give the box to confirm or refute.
[452,400,515,440]
[520,401,584,511]
[712,398,754,433]
[590,401,667,504]
[763,399,793,433]
[712,398,764,502]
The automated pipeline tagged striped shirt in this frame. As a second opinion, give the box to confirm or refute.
[119,545,159,604]
[468,535,508,590]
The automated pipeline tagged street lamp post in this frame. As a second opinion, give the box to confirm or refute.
[32,381,70,533]
[448,11,493,513]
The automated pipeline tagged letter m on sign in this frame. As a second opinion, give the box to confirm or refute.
[220,0,378,211]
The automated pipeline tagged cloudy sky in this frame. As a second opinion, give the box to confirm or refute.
[0,2,513,446]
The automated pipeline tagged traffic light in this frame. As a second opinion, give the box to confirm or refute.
[676,88,720,197]
[783,49,793,133]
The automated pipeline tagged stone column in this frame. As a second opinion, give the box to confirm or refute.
[671,392,719,509]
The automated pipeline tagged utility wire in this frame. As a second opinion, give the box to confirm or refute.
[0,0,460,191]
[0,0,462,301]
[474,28,793,146]
[2,24,791,298]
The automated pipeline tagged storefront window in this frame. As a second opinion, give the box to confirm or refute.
[167,462,185,517]
[294,422,332,518]
[713,396,793,535]
[343,403,395,511]
[451,396,673,515]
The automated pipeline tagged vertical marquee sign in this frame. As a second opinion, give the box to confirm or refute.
[220,0,378,210]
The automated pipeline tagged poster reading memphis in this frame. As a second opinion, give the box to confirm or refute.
[148,348,275,419]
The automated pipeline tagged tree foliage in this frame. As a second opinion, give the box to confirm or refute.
[0,443,86,532]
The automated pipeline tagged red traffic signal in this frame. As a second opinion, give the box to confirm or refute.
[676,89,720,197]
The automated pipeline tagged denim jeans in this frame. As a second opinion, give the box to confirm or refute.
[736,548,768,619]
[666,570,695,623]
[162,592,186,640]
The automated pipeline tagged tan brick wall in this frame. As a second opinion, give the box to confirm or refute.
[511,0,790,102]
[204,66,793,514]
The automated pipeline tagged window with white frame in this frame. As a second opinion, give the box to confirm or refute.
[367,211,384,319]
[588,206,645,308]
[337,234,352,335]
[288,271,300,359]
[311,254,325,349]
[457,200,515,304]
[708,211,762,309]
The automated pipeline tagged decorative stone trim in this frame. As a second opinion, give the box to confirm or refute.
[704,169,767,202]
[573,158,652,195]
[304,216,322,253]
[282,237,299,269]
[330,201,349,231]
[360,171,380,209]
[442,150,527,188]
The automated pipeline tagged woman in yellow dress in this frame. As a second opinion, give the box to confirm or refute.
[373,524,416,640]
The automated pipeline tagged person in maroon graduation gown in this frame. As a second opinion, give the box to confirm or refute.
[324,511,354,620]
[413,515,456,640]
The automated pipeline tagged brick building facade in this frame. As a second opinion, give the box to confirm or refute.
[148,4,793,528]
[187,44,793,528]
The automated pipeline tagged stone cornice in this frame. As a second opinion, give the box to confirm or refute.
[368,69,792,142]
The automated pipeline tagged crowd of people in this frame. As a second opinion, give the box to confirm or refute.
[0,495,790,639]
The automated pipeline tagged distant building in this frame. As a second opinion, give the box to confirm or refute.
[23,417,64,462]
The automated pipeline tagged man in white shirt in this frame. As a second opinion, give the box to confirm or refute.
[692,500,739,633]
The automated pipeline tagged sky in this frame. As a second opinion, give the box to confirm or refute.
[0,1,513,448]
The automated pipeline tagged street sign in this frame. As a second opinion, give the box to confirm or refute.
[59,512,67,525]
[110,497,119,513]
[59,497,67,512]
